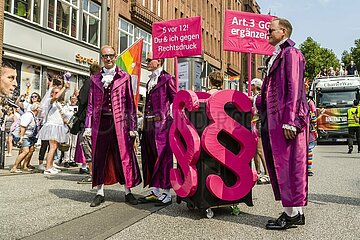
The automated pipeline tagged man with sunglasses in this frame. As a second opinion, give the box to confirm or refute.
[255,18,309,230]
[84,45,141,207]
[138,52,176,206]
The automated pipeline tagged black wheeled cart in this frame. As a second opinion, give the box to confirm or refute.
[176,101,254,218]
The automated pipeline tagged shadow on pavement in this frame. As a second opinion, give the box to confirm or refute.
[44,173,86,182]
[309,193,360,206]
[155,203,271,229]
[48,188,159,211]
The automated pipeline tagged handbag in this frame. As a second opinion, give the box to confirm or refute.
[59,142,70,152]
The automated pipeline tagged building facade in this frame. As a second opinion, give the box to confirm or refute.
[3,0,102,100]
[2,0,264,104]
[109,0,263,95]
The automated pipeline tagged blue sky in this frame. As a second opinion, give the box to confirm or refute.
[256,0,360,60]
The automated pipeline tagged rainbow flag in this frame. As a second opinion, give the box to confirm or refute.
[115,38,144,107]
[227,76,240,82]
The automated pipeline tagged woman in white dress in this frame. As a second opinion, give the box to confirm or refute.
[37,81,69,175]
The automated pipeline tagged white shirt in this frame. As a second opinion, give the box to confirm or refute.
[13,111,36,138]
[267,38,288,76]
[147,67,163,93]
[101,66,116,89]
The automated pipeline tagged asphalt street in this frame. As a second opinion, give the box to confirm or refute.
[0,145,359,240]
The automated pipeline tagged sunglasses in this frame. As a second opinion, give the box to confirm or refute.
[145,58,153,63]
[31,95,38,98]
[101,54,116,59]
[268,28,283,34]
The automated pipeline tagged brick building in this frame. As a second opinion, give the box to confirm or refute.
[2,0,264,105]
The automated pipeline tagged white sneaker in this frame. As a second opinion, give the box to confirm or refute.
[158,193,167,201]
[53,163,63,169]
[38,164,45,171]
[157,193,171,203]
[44,168,58,175]
[51,167,61,173]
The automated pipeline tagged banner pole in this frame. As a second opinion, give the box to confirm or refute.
[175,56,179,92]
[248,52,252,97]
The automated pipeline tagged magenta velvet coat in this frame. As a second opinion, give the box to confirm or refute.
[256,39,309,207]
[141,70,177,188]
[85,67,141,188]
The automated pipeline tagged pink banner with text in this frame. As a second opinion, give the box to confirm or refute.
[152,16,202,59]
[223,10,275,55]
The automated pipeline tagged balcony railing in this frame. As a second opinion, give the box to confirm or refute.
[130,0,163,31]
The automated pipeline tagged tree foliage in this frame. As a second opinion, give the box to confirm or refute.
[299,37,340,81]
[342,39,360,71]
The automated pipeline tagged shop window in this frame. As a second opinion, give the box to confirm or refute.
[20,63,42,98]
[47,69,78,103]
[5,0,12,13]
[82,0,100,46]
[48,0,78,38]
[63,74,78,103]
[71,8,77,37]
[48,0,55,29]
[33,0,41,23]
[6,0,42,24]
[14,0,31,20]
[56,1,70,34]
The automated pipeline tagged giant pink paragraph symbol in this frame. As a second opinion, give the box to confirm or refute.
[201,90,258,201]
[169,90,201,197]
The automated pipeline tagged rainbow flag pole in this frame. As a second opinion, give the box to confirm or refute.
[115,38,144,108]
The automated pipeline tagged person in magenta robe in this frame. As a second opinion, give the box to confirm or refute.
[138,52,176,206]
[84,45,141,207]
[255,18,309,230]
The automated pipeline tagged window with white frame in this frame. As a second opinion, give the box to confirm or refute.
[48,0,78,38]
[119,18,152,64]
[119,19,134,54]
[82,0,100,46]
[5,0,43,24]
[135,28,152,63]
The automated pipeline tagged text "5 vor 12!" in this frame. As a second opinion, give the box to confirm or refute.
[162,24,189,34]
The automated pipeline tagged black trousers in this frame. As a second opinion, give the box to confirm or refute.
[38,140,49,161]
[348,126,360,150]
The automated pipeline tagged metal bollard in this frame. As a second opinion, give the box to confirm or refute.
[0,130,5,169]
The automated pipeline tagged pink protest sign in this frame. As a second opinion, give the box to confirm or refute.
[152,16,202,59]
[223,10,275,55]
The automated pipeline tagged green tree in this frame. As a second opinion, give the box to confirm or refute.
[341,50,352,66]
[341,39,360,72]
[299,37,340,81]
[351,39,360,71]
